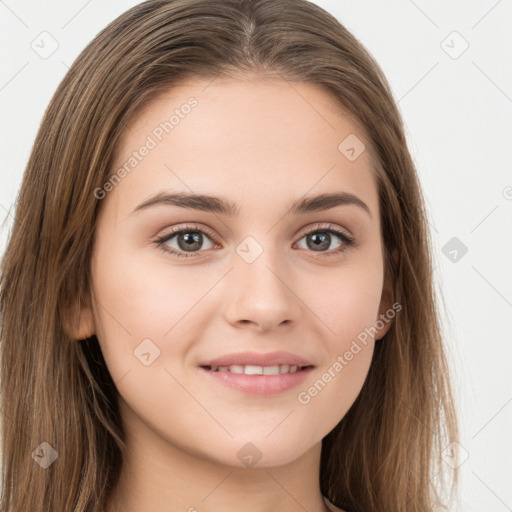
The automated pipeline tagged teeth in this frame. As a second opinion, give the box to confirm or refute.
[209,364,303,375]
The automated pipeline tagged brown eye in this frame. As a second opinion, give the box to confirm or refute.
[295,225,355,256]
[155,225,217,258]
[173,231,205,252]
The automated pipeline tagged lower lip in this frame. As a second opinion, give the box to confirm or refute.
[199,366,314,395]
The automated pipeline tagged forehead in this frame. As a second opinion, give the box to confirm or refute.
[107,76,380,220]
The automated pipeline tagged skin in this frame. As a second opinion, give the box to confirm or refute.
[74,75,394,512]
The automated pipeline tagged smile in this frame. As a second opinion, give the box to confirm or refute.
[204,364,312,375]
[199,365,314,395]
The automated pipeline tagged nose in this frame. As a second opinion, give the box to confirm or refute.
[222,251,303,333]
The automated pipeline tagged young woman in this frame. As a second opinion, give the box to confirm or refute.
[0,1,460,511]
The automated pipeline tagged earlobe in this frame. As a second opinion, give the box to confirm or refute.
[374,309,393,341]
[62,298,96,341]
[375,248,399,341]
[74,308,96,340]
[375,292,393,340]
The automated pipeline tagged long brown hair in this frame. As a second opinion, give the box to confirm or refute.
[0,1,459,510]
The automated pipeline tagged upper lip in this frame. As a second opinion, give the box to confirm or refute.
[198,350,315,368]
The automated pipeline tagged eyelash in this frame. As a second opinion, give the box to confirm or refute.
[154,223,356,259]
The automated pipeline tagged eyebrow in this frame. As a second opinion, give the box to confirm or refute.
[132,191,372,219]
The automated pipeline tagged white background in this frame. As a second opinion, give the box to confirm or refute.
[0,1,511,511]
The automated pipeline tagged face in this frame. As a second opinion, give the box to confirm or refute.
[80,76,392,468]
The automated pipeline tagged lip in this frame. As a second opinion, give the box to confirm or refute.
[199,365,314,395]
[198,350,315,368]
[197,350,315,396]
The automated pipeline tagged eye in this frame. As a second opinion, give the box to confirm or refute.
[154,224,217,259]
[295,224,355,257]
[154,223,356,259]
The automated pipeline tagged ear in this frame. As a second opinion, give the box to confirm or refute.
[374,248,399,341]
[62,294,96,341]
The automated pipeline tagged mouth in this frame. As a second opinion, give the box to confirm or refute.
[201,364,314,375]
[198,364,315,395]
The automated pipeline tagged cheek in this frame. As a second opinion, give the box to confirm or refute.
[307,261,383,346]
[89,244,199,372]
[297,338,374,439]
[295,260,382,415]
[296,283,379,433]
